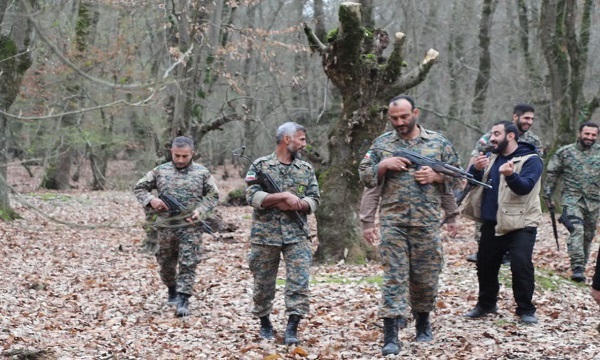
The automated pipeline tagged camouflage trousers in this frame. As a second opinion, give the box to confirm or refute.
[248,241,312,318]
[378,224,443,319]
[565,203,599,270]
[155,226,203,295]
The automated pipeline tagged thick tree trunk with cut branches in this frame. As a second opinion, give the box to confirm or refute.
[304,2,438,264]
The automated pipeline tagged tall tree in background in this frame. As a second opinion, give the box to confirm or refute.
[40,1,96,190]
[0,0,36,219]
[540,0,598,149]
[304,2,438,263]
[471,0,498,126]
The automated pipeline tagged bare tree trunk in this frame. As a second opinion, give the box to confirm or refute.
[0,0,36,219]
[41,1,93,190]
[471,0,498,121]
[304,2,438,263]
[539,0,595,150]
[312,0,327,41]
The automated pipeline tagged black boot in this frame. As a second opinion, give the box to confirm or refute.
[259,315,274,339]
[167,286,179,305]
[415,312,433,342]
[176,293,190,317]
[284,315,301,345]
[571,266,585,282]
[382,318,400,356]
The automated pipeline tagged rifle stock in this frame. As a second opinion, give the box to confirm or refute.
[548,204,560,251]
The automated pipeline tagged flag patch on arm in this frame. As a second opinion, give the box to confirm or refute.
[245,171,257,182]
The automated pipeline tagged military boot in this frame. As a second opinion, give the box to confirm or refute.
[176,293,191,317]
[415,312,433,342]
[259,315,275,340]
[571,266,585,282]
[381,318,400,356]
[283,315,301,345]
[167,286,179,305]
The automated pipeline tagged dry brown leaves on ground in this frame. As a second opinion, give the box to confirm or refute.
[1,164,600,359]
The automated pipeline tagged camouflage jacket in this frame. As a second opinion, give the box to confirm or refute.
[471,129,542,157]
[245,153,320,245]
[133,161,220,225]
[358,126,462,227]
[545,141,600,211]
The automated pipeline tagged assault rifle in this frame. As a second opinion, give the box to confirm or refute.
[559,206,575,233]
[547,202,560,251]
[372,147,492,191]
[545,192,572,251]
[456,144,495,206]
[158,193,218,239]
[233,146,310,239]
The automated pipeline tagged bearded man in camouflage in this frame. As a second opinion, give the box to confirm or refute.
[358,95,461,356]
[545,121,600,282]
[245,122,320,345]
[134,136,219,317]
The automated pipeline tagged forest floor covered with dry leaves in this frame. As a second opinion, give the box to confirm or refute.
[1,161,600,360]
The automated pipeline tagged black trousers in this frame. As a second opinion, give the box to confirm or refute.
[476,221,536,315]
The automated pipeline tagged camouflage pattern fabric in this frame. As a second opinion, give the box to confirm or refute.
[245,153,320,245]
[141,209,159,254]
[133,161,219,294]
[245,153,320,317]
[155,227,203,294]
[248,242,312,317]
[358,125,460,319]
[378,225,443,318]
[358,126,462,226]
[545,141,600,270]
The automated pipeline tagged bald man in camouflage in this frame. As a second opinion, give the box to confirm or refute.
[359,95,462,356]
[134,136,219,317]
[545,121,600,282]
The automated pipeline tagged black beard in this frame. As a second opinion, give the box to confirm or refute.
[517,124,528,133]
[580,139,596,148]
[491,138,509,154]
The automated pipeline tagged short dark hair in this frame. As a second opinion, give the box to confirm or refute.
[579,121,599,132]
[390,95,415,110]
[513,103,535,116]
[494,120,519,141]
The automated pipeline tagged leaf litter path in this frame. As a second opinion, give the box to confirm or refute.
[1,175,599,359]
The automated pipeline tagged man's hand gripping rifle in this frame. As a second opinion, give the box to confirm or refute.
[233,146,310,239]
[158,193,218,239]
[372,147,492,191]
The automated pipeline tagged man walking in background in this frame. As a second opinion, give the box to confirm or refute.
[359,95,462,355]
[133,136,220,317]
[245,122,320,345]
[544,121,600,282]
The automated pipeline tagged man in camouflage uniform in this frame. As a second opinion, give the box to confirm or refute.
[465,103,542,263]
[133,136,219,317]
[245,122,320,345]
[358,95,461,356]
[544,121,600,282]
